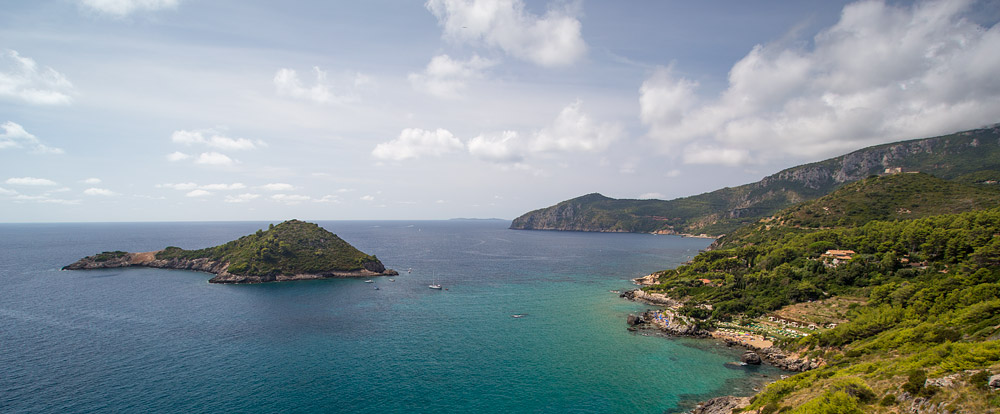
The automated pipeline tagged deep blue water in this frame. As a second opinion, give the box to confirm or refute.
[0,220,780,413]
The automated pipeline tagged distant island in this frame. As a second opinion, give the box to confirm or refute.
[63,219,398,283]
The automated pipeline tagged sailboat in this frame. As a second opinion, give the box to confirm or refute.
[429,272,442,289]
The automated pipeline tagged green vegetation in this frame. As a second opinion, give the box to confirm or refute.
[638,173,1000,411]
[511,126,1000,236]
[155,220,379,276]
[93,251,128,262]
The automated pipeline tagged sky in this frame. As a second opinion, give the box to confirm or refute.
[2,0,999,222]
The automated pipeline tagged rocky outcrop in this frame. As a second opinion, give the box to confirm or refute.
[619,289,680,307]
[690,396,750,414]
[63,251,398,284]
[740,351,762,365]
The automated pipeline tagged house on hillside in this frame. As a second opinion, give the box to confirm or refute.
[821,249,856,267]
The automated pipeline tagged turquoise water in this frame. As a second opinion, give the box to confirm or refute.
[0,220,780,413]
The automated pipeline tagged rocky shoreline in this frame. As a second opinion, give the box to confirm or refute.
[62,251,398,284]
[620,288,822,413]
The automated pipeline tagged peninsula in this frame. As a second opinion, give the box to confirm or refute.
[63,219,398,283]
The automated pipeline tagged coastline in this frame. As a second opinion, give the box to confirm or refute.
[62,250,398,283]
[620,287,821,413]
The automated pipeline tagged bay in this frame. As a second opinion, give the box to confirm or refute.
[0,220,780,413]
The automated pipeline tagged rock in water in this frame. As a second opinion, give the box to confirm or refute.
[691,396,750,414]
[741,351,762,365]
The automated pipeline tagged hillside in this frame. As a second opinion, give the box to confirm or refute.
[511,126,1000,236]
[713,172,1000,249]
[628,175,1000,412]
[64,220,397,283]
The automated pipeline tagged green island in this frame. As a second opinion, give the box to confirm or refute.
[63,219,398,283]
[625,171,1000,413]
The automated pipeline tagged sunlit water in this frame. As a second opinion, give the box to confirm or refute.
[0,220,780,413]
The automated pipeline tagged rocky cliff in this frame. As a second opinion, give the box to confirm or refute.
[510,126,1000,236]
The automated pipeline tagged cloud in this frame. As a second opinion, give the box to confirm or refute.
[372,128,464,161]
[314,195,341,203]
[166,151,190,162]
[408,54,496,98]
[639,0,1000,166]
[171,129,263,150]
[274,67,333,103]
[224,193,260,203]
[468,131,523,163]
[79,0,179,17]
[0,187,17,195]
[529,100,623,153]
[682,144,751,166]
[185,189,211,197]
[271,194,311,205]
[259,183,295,191]
[466,101,622,163]
[425,0,586,67]
[83,187,117,196]
[82,177,101,184]
[360,195,375,201]
[0,50,74,105]
[195,152,237,166]
[0,121,64,154]
[6,177,57,186]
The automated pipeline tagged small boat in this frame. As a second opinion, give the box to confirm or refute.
[364,280,374,283]
[511,314,524,318]
[429,284,442,290]
[374,286,380,290]
[407,268,412,273]
[389,279,395,282]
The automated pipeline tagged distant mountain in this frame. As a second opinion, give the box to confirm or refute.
[712,172,1000,249]
[510,126,1000,236]
[64,219,398,283]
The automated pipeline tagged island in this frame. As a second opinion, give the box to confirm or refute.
[63,219,398,283]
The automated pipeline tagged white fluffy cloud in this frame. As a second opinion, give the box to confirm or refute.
[195,152,236,166]
[83,187,117,196]
[372,128,464,161]
[0,121,63,154]
[426,0,586,67]
[408,54,496,98]
[0,50,74,105]
[166,151,190,162]
[171,129,263,151]
[79,0,179,17]
[468,131,523,163]
[639,0,1000,166]
[466,101,622,163]
[6,177,57,186]
[185,189,211,197]
[82,177,101,184]
[274,67,333,104]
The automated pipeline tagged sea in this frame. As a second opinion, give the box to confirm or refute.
[0,220,782,413]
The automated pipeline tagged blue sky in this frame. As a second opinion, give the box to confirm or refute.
[2,0,999,222]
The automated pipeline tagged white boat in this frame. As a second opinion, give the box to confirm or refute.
[428,284,442,290]
[364,280,374,283]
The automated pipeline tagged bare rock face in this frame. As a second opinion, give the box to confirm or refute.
[741,351,762,365]
[691,396,750,414]
[989,374,1000,390]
